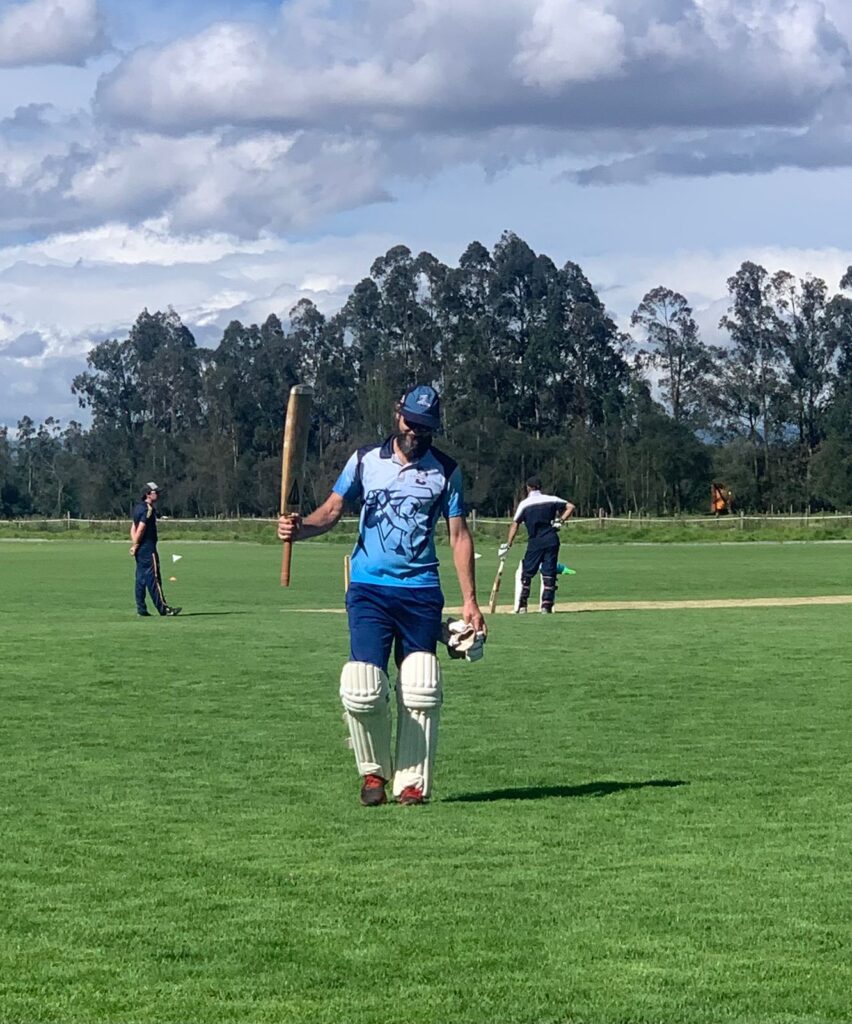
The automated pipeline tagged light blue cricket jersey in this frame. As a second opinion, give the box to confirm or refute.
[333,437,466,587]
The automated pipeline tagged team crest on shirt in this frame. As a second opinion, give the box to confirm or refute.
[363,482,439,558]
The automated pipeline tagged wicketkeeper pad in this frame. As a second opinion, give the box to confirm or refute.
[393,652,442,799]
[339,662,392,781]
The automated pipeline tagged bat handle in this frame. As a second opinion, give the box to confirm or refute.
[280,541,293,587]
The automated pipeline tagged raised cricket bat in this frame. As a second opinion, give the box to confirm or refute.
[488,557,506,614]
[279,384,314,586]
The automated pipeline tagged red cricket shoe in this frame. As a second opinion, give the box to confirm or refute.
[397,785,425,806]
[359,774,388,807]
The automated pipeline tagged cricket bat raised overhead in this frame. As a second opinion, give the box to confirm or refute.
[279,384,314,587]
[488,557,506,614]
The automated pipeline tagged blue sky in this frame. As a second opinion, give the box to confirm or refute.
[3,0,852,426]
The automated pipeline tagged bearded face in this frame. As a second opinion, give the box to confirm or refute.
[395,414,433,459]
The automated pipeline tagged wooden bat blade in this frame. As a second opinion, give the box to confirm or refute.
[279,383,314,587]
[488,558,505,614]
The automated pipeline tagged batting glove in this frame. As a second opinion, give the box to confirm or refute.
[497,542,510,559]
[442,618,486,662]
[466,632,486,663]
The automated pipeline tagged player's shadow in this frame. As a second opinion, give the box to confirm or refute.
[445,779,688,803]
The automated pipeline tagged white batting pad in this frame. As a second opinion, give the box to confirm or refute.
[393,653,443,799]
[339,662,392,780]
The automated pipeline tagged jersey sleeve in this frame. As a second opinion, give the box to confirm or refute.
[132,503,147,526]
[513,499,527,524]
[442,465,466,519]
[332,452,362,503]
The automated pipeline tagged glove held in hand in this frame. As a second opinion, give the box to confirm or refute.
[441,618,486,662]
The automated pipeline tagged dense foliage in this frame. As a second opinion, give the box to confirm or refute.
[2,233,852,517]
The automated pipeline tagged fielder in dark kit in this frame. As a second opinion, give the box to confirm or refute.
[130,482,181,617]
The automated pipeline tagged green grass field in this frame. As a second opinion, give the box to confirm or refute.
[1,540,851,1024]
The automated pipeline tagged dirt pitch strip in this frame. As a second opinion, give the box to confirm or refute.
[290,594,852,615]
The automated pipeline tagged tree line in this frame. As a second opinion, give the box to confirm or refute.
[2,232,852,518]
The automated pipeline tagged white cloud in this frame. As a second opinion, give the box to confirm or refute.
[0,105,391,235]
[95,0,850,136]
[0,217,277,267]
[0,0,108,67]
[514,0,626,88]
[94,19,459,133]
[4,0,852,433]
[691,0,848,90]
[0,221,403,425]
[81,0,852,204]
[0,1,850,242]
[0,220,395,358]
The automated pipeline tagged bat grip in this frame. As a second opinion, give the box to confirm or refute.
[280,541,293,587]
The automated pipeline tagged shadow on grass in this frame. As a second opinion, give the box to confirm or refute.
[445,779,689,803]
[177,611,249,617]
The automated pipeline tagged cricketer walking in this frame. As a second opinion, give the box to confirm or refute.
[277,385,486,806]
[129,482,181,618]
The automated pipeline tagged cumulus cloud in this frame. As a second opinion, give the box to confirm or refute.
[0,0,108,67]
[0,1,850,239]
[513,0,626,88]
[95,0,850,136]
[0,103,391,234]
[0,0,851,246]
[79,0,852,208]
[8,0,852,426]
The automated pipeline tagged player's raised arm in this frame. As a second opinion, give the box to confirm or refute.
[277,492,345,542]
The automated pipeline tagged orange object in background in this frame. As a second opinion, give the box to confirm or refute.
[711,482,733,515]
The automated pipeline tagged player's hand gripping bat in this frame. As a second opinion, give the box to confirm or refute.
[279,384,314,587]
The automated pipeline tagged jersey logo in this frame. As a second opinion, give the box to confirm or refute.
[363,484,437,558]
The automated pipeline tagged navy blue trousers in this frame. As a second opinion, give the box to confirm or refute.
[521,542,560,610]
[345,583,444,673]
[135,549,169,615]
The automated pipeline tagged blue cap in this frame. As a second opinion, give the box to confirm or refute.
[400,385,441,431]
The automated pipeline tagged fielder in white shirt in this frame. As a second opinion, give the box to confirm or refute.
[498,476,575,613]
